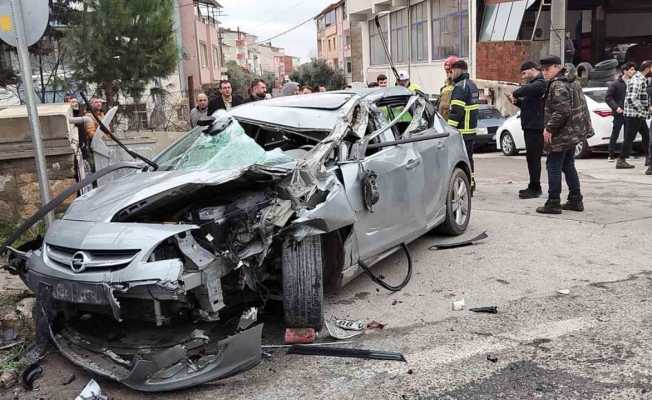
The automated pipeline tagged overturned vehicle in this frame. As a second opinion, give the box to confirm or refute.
[2,87,472,391]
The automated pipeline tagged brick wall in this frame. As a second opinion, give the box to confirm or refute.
[476,41,549,83]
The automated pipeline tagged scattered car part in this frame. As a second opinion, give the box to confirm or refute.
[75,379,107,400]
[358,243,412,292]
[469,306,498,314]
[284,328,317,345]
[452,299,466,311]
[487,354,498,363]
[335,318,365,331]
[21,363,43,391]
[325,319,365,340]
[430,231,488,250]
[262,341,353,349]
[557,289,571,295]
[238,307,258,331]
[287,345,406,362]
[366,320,386,331]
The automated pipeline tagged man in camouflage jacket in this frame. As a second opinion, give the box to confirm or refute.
[536,56,592,214]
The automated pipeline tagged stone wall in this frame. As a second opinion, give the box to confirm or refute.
[0,153,77,223]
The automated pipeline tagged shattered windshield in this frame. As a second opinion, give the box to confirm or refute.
[156,111,295,172]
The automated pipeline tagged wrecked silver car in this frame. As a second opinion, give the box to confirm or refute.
[2,87,472,391]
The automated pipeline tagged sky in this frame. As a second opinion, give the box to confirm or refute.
[217,0,334,63]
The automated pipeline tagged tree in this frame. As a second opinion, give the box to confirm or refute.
[290,59,347,91]
[64,0,178,104]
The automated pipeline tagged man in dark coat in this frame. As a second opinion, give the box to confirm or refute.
[605,70,627,161]
[536,56,592,214]
[509,61,546,199]
[243,79,268,103]
[207,80,244,114]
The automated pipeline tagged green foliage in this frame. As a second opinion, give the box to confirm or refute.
[64,0,178,103]
[289,59,347,91]
[224,61,275,99]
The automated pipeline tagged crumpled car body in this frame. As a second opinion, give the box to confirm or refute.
[3,87,471,391]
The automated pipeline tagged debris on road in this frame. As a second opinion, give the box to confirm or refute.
[0,370,17,388]
[325,318,365,340]
[557,289,571,295]
[487,354,498,363]
[287,345,407,362]
[238,307,258,331]
[452,299,466,311]
[430,231,488,250]
[469,306,498,314]
[284,328,317,344]
[75,379,107,400]
[262,341,353,349]
[366,320,386,331]
[21,363,43,391]
[61,373,76,386]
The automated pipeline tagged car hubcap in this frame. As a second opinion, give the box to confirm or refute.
[451,177,469,226]
[502,134,513,154]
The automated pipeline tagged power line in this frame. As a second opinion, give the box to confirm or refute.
[255,15,314,44]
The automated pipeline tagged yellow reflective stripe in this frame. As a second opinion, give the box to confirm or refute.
[460,129,476,134]
[464,107,470,130]
[465,104,479,110]
[448,120,459,127]
[450,99,466,107]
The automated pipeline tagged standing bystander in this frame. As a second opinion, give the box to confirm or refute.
[377,74,388,87]
[509,61,546,199]
[616,62,650,171]
[536,56,592,214]
[245,79,268,103]
[605,69,627,161]
[438,56,459,120]
[84,96,106,139]
[207,80,244,114]
[190,93,209,128]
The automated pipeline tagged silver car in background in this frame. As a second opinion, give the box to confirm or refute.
[3,87,472,391]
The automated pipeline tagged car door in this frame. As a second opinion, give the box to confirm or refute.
[409,101,448,227]
[340,100,424,261]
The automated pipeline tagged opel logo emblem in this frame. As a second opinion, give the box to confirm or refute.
[70,251,88,273]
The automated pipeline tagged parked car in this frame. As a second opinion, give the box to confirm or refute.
[2,87,472,391]
[496,87,650,158]
[475,104,506,149]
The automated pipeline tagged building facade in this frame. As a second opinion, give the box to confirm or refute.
[316,1,353,83]
[347,0,476,94]
[178,0,223,98]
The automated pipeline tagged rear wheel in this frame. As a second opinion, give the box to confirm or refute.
[436,168,471,236]
[282,235,324,330]
[501,131,518,156]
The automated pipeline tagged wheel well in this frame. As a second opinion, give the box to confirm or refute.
[455,161,472,183]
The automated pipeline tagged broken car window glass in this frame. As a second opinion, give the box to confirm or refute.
[156,112,294,172]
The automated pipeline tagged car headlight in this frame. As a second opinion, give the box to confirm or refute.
[477,127,488,135]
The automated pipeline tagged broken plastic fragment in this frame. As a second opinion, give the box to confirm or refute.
[557,289,570,295]
[238,307,258,331]
[452,299,465,311]
[75,379,107,400]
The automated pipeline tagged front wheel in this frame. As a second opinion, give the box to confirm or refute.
[435,168,471,236]
[501,131,518,156]
[574,140,591,159]
[282,235,324,331]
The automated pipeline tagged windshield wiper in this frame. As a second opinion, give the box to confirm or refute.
[80,92,159,170]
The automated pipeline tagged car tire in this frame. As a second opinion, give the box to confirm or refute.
[594,59,618,71]
[435,168,471,236]
[588,68,617,81]
[282,235,324,330]
[500,131,518,156]
[574,140,591,159]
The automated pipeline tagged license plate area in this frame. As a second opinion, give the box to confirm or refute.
[50,281,110,305]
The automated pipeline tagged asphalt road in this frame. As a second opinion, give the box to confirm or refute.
[3,152,652,400]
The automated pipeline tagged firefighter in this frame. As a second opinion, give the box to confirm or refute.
[447,60,479,193]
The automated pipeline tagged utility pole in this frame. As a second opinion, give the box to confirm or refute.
[172,0,186,93]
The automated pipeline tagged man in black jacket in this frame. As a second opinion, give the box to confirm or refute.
[509,61,546,199]
[244,79,268,103]
[207,80,244,114]
[605,71,627,161]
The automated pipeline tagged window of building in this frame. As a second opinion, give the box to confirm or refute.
[410,1,428,62]
[199,42,208,67]
[318,39,323,55]
[342,4,347,20]
[390,8,408,64]
[345,33,351,48]
[325,10,336,27]
[332,37,337,51]
[431,0,469,60]
[369,15,389,66]
[346,57,352,74]
[480,0,534,42]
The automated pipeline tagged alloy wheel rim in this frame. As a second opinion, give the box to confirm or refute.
[451,177,469,226]
[502,134,513,154]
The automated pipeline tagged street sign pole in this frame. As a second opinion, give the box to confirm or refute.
[9,0,53,226]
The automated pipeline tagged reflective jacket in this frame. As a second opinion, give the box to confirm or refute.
[448,73,479,135]
[438,79,455,121]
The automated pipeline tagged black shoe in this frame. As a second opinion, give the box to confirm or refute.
[562,196,584,212]
[608,155,615,163]
[536,199,562,214]
[645,167,652,176]
[519,188,542,199]
[616,159,635,169]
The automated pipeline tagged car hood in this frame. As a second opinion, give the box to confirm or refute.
[478,118,506,128]
[64,168,247,222]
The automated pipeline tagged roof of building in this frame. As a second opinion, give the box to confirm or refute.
[197,0,222,8]
[314,0,344,19]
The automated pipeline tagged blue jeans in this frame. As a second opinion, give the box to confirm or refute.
[546,149,581,201]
